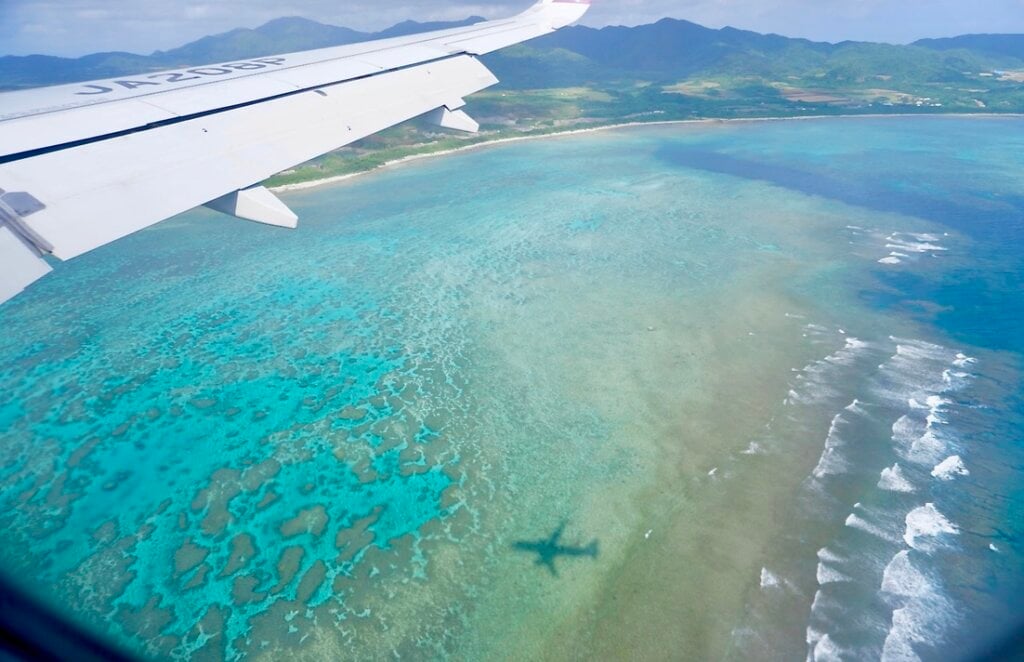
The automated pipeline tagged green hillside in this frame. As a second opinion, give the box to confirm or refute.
[2,16,1022,186]
[483,19,1024,115]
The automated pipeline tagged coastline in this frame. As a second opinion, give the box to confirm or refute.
[268,112,1024,193]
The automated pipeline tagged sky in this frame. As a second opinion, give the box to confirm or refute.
[1,0,1023,57]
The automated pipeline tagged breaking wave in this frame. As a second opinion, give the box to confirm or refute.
[878,464,915,493]
[903,504,959,552]
[880,551,957,662]
[931,456,969,481]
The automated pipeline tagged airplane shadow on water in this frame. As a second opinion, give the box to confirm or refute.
[512,521,599,577]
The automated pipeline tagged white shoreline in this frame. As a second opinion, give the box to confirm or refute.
[269,113,1024,193]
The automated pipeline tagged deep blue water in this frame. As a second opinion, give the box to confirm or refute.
[658,117,1024,355]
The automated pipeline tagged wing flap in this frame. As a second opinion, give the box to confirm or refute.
[0,217,51,305]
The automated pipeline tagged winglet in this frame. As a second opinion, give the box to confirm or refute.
[530,0,591,29]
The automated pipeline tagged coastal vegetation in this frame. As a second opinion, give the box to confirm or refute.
[3,16,1022,187]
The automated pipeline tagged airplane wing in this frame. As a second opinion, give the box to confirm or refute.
[0,0,591,304]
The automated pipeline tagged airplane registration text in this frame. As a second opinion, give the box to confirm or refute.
[73,58,288,96]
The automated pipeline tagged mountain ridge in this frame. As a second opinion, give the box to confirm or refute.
[1,16,1022,91]
[0,16,486,89]
[912,34,1024,60]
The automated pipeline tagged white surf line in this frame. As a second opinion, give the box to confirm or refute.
[878,463,916,493]
[270,113,1024,192]
[903,503,959,551]
[931,455,969,481]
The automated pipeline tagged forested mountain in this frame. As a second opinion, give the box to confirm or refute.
[2,16,1021,94]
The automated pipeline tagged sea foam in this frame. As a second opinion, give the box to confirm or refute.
[844,398,867,414]
[886,232,948,254]
[790,338,871,404]
[953,353,977,368]
[812,414,848,479]
[816,548,851,587]
[941,369,971,389]
[882,608,929,661]
[882,551,933,598]
[878,464,915,493]
[741,441,763,455]
[903,504,958,551]
[876,339,958,402]
[931,456,969,481]
[812,633,845,661]
[880,552,956,662]
[817,561,852,585]
[880,582,950,659]
[846,511,897,543]
[891,414,949,467]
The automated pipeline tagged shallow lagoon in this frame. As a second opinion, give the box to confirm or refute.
[0,117,1022,660]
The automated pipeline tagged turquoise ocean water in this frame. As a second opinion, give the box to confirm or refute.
[0,117,1021,660]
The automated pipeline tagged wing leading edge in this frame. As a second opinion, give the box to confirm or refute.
[0,0,591,305]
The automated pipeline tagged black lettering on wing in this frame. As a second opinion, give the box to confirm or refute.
[114,80,161,90]
[188,67,234,76]
[74,84,114,96]
[223,62,266,71]
[148,72,202,83]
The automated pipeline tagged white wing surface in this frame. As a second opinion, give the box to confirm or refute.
[0,0,590,304]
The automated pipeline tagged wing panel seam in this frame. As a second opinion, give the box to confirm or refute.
[0,53,478,165]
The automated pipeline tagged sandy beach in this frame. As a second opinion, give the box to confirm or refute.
[269,112,1023,193]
